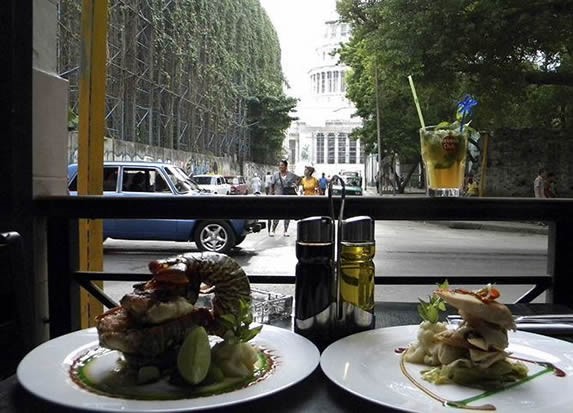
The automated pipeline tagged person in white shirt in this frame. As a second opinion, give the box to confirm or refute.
[251,173,262,194]
[264,171,273,195]
[533,168,547,198]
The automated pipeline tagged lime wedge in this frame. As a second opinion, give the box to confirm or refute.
[177,326,212,385]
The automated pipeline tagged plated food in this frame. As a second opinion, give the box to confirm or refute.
[404,283,528,389]
[88,252,269,398]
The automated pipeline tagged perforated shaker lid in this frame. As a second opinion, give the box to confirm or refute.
[342,216,374,242]
[297,216,333,243]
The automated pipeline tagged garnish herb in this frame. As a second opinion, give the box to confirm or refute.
[417,281,448,323]
[217,299,262,344]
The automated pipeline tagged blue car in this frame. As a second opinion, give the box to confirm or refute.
[67,161,264,253]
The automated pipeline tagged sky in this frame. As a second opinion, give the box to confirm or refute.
[259,0,338,99]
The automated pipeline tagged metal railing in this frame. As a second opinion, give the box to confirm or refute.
[34,195,573,337]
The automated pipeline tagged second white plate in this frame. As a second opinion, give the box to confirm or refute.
[320,325,573,413]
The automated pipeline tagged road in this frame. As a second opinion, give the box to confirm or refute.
[103,220,548,304]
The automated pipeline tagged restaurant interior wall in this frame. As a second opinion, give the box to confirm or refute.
[31,0,69,344]
[1,0,36,356]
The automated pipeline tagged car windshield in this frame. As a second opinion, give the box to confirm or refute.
[194,176,213,185]
[165,166,195,193]
[346,177,361,186]
[185,177,203,192]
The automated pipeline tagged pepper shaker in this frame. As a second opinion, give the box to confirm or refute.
[294,216,335,347]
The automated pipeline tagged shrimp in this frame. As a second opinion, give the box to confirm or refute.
[146,251,251,317]
[96,252,251,360]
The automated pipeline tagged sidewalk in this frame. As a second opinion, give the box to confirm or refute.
[363,186,548,235]
[426,220,549,235]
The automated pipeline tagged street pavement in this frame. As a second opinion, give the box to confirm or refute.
[102,187,548,307]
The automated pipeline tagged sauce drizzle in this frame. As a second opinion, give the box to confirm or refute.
[69,345,277,400]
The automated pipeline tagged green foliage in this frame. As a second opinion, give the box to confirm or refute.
[217,299,262,344]
[417,280,449,323]
[246,82,299,163]
[58,0,293,161]
[336,0,573,158]
[67,107,79,131]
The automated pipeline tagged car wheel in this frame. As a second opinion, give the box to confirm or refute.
[194,221,235,253]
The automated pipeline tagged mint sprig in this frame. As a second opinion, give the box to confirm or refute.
[217,299,262,344]
[417,281,448,323]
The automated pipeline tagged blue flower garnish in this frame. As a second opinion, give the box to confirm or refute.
[456,95,478,131]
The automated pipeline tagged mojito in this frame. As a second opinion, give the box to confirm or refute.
[420,127,468,197]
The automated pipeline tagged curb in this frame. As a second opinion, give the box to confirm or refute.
[425,221,549,235]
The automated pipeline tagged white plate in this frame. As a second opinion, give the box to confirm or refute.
[17,325,319,412]
[320,325,573,413]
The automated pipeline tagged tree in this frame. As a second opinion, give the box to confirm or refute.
[246,82,299,164]
[336,0,573,162]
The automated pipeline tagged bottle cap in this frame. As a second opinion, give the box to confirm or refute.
[297,216,333,243]
[342,216,374,242]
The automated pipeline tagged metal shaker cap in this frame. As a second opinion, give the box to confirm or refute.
[297,216,333,243]
[342,216,374,242]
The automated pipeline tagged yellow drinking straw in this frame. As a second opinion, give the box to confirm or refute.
[408,75,426,130]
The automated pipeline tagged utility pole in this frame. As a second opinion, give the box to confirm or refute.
[375,63,382,195]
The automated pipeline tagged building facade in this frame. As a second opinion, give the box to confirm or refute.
[285,19,365,181]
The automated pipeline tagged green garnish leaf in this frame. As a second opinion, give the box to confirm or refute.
[239,325,262,342]
[218,298,262,343]
[435,121,452,129]
[417,280,448,323]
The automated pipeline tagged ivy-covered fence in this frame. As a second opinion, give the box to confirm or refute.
[58,0,287,163]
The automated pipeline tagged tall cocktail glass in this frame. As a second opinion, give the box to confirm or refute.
[420,126,468,197]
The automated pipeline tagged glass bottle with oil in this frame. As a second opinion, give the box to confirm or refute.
[339,216,375,335]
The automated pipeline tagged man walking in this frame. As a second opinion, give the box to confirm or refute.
[318,172,328,195]
[264,172,273,195]
[269,159,300,237]
[533,168,547,198]
[251,173,262,195]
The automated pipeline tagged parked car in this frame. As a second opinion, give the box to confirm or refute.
[192,174,232,195]
[329,174,363,196]
[67,162,264,253]
[224,175,249,195]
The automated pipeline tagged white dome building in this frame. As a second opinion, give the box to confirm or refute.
[285,19,365,181]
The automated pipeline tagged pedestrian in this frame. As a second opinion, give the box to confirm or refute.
[264,171,273,195]
[544,172,557,198]
[318,172,328,195]
[533,167,547,198]
[269,159,300,237]
[464,175,479,197]
[301,165,319,195]
[251,173,262,195]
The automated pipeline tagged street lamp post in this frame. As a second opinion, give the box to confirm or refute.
[375,63,382,195]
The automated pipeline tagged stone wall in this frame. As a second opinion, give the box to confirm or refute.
[485,128,572,198]
[68,132,275,179]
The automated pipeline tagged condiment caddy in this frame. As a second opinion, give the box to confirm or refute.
[294,175,376,349]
